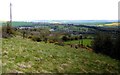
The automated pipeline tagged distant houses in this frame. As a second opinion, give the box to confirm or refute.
[49,29,55,32]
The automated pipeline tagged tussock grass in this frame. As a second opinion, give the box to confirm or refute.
[2,36,120,73]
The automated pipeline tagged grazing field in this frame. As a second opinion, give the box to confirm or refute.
[64,39,92,46]
[2,36,120,73]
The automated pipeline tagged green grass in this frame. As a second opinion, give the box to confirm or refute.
[2,36,120,73]
[12,21,33,27]
[64,39,92,46]
[1,21,33,27]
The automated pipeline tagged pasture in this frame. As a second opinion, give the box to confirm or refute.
[64,39,92,47]
[2,36,120,73]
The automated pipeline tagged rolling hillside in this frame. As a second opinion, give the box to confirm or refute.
[2,36,120,73]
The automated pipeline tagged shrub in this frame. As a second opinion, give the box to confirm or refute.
[27,35,33,39]
[75,36,78,40]
[2,22,14,38]
[112,32,120,60]
[92,31,120,60]
[102,34,113,55]
[31,36,42,42]
[92,32,104,53]
[49,40,55,43]
[54,41,64,46]
[62,35,69,41]
[43,38,48,43]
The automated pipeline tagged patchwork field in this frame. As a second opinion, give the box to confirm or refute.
[2,36,120,73]
[64,39,92,46]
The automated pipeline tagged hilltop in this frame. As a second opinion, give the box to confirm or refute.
[2,36,120,73]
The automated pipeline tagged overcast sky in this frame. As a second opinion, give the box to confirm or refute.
[0,0,119,21]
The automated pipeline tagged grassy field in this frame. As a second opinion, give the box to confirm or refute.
[1,21,33,27]
[64,39,92,46]
[2,36,120,73]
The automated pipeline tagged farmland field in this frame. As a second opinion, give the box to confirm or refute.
[64,39,92,46]
[2,36,120,73]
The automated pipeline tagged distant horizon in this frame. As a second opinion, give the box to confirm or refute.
[0,20,119,23]
[0,20,119,27]
[1,19,119,22]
